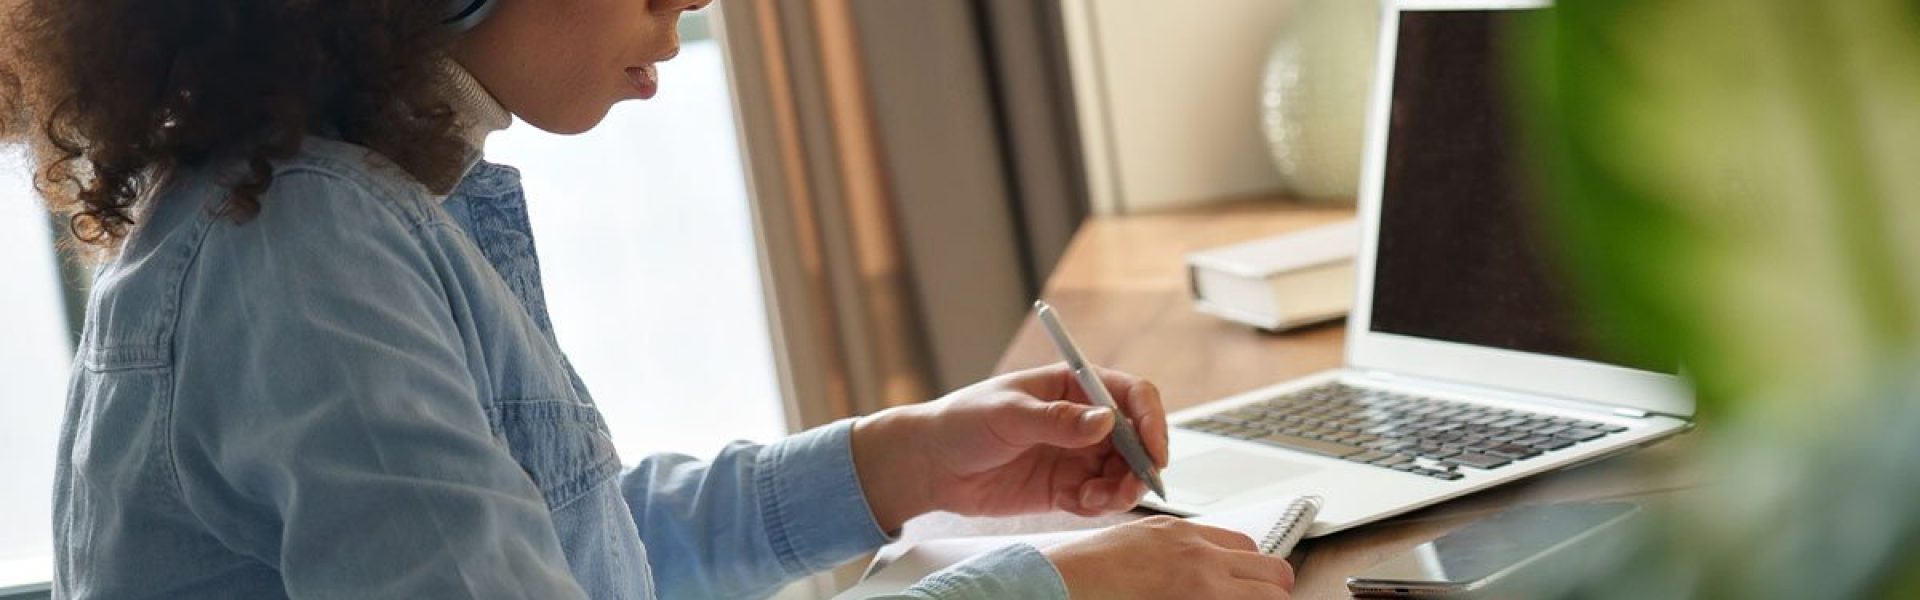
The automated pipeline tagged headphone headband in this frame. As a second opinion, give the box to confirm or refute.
[443,0,495,31]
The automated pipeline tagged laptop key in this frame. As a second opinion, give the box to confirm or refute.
[1411,467,1461,480]
[1253,433,1366,458]
[1373,453,1416,466]
[1517,419,1557,431]
[1483,443,1541,459]
[1447,452,1511,469]
[1347,450,1392,464]
[1359,438,1398,450]
[1529,438,1575,451]
[1465,414,1502,426]
[1489,417,1529,429]
[1553,428,1607,442]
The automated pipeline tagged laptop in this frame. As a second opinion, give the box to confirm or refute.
[1140,0,1694,535]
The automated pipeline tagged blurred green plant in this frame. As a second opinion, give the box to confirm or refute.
[1515,0,1920,597]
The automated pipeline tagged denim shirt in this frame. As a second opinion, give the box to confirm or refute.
[52,138,1066,600]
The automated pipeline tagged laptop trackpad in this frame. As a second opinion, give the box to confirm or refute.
[1165,448,1323,506]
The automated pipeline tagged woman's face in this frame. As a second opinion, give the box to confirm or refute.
[454,0,711,134]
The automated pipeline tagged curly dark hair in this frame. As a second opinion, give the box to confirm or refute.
[1,0,472,255]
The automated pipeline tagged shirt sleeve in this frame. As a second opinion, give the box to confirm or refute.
[621,420,1072,600]
[868,543,1072,600]
[170,170,587,599]
[620,419,895,598]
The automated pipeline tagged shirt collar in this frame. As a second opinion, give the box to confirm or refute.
[439,59,512,177]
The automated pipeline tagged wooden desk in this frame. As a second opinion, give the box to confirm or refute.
[878,201,1700,599]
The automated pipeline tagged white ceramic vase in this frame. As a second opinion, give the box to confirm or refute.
[1260,0,1381,204]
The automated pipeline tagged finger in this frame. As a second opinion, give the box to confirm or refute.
[1004,362,1143,407]
[1072,454,1134,512]
[1088,453,1150,510]
[1100,451,1130,478]
[1077,478,1141,513]
[1098,457,1136,507]
[1002,364,1168,469]
[987,395,1115,450]
[1125,381,1171,469]
[1054,487,1109,517]
[1222,550,1296,589]
[1077,474,1123,512]
[1001,362,1076,401]
[1076,455,1132,512]
[1109,475,1148,510]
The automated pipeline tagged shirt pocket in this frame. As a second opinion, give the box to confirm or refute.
[488,400,622,511]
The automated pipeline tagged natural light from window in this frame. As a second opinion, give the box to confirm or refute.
[0,148,71,592]
[483,38,788,462]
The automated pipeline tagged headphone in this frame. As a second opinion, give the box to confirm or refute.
[443,0,497,32]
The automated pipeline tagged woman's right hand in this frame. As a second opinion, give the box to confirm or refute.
[1043,515,1295,599]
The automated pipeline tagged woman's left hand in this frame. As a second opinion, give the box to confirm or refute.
[851,363,1169,532]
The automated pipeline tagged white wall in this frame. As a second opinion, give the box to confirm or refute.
[1063,0,1295,214]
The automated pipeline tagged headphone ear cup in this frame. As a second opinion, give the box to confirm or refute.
[444,0,496,32]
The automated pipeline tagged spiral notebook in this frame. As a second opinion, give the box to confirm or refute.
[834,496,1322,598]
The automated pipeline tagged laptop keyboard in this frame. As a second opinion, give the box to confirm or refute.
[1176,382,1627,482]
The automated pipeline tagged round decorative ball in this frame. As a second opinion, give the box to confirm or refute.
[1260,0,1381,203]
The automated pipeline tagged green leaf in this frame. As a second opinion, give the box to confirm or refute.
[1516,0,1920,419]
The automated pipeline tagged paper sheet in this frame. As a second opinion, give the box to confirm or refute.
[833,497,1311,598]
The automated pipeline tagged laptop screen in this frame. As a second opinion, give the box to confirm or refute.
[1366,9,1659,372]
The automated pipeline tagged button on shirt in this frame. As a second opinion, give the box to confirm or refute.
[53,138,1067,599]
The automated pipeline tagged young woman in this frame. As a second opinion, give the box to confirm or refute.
[2,1,1295,598]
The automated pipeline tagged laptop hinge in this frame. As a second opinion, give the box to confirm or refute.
[1612,407,1652,419]
[1353,369,1666,420]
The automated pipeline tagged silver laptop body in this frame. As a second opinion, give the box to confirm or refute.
[1140,0,1693,536]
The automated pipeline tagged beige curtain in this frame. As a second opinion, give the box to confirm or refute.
[718,0,1090,433]
[718,0,939,430]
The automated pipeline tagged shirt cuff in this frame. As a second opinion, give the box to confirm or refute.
[757,418,895,576]
[907,543,1071,600]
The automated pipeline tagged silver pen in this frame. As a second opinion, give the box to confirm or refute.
[1033,301,1167,501]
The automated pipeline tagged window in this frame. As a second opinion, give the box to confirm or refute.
[483,23,788,460]
[0,149,71,594]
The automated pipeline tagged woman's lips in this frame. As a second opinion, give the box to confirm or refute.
[626,64,659,99]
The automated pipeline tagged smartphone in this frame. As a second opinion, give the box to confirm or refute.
[1345,502,1641,598]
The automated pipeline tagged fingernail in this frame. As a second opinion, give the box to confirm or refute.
[1079,408,1112,435]
[1083,487,1110,508]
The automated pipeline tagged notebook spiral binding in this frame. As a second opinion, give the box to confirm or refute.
[1258,495,1324,556]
